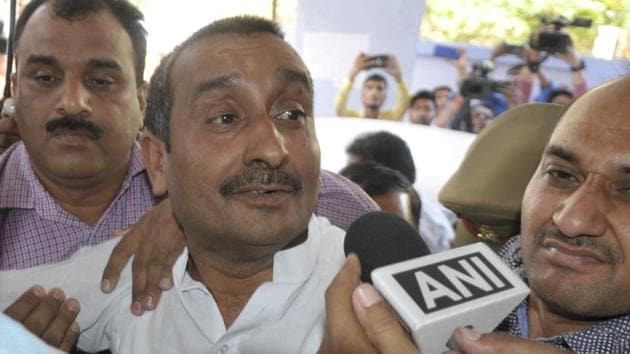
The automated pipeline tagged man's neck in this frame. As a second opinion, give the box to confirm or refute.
[32,164,130,226]
[527,293,597,338]
[187,248,275,329]
[364,106,380,119]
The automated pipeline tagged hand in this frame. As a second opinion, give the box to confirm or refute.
[318,255,420,354]
[3,286,80,352]
[100,198,185,316]
[349,53,372,80]
[556,47,580,67]
[445,327,567,354]
[448,48,468,79]
[383,55,403,82]
[490,42,510,60]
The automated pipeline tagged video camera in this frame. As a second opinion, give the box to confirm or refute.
[531,16,592,54]
[459,60,511,99]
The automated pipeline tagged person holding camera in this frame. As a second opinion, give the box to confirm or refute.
[527,46,588,105]
[334,52,409,120]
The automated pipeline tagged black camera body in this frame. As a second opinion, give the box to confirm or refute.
[460,61,511,99]
[531,16,592,54]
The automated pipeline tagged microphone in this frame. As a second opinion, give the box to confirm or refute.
[344,211,529,354]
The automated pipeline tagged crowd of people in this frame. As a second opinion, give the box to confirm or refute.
[0,1,628,353]
[334,38,589,134]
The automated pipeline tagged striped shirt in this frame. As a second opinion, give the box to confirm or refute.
[0,142,156,270]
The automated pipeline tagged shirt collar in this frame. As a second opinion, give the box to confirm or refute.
[0,141,146,210]
[174,215,322,292]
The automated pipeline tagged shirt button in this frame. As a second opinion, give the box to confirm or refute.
[219,344,229,354]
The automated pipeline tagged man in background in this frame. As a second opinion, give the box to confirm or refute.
[334,52,409,120]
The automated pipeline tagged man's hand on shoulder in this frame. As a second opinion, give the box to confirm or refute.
[100,198,185,316]
[3,285,80,352]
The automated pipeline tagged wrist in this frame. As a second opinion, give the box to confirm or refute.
[570,60,585,72]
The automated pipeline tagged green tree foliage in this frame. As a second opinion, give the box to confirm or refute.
[421,0,630,56]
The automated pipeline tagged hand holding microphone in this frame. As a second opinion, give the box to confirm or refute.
[324,212,530,354]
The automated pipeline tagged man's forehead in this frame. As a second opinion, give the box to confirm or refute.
[173,33,308,83]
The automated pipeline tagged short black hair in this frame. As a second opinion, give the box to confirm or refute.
[340,161,421,225]
[432,85,452,94]
[144,16,311,152]
[364,73,387,88]
[548,88,573,103]
[410,90,434,107]
[346,131,416,183]
[15,0,147,86]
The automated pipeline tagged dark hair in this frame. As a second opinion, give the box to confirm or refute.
[410,90,434,107]
[548,88,573,103]
[364,73,387,88]
[346,131,416,183]
[144,16,310,152]
[15,0,147,87]
[432,85,452,94]
[340,161,421,225]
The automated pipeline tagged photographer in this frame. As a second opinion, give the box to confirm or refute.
[434,48,521,132]
[527,43,588,104]
[334,52,410,120]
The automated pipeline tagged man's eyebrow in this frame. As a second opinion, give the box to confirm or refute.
[277,68,313,95]
[544,145,579,164]
[25,54,58,67]
[88,58,123,72]
[191,74,240,104]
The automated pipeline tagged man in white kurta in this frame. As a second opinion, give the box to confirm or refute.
[0,216,344,353]
[1,15,346,353]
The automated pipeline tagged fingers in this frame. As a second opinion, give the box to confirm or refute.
[41,298,80,349]
[450,327,567,354]
[318,254,377,354]
[58,320,81,352]
[3,285,47,321]
[130,198,184,315]
[130,220,151,315]
[352,284,420,354]
[101,226,138,293]
[22,288,67,336]
[4,287,81,351]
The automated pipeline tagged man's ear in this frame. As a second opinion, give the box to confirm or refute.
[138,81,147,114]
[140,130,168,197]
[10,73,16,98]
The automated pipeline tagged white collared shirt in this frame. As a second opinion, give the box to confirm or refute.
[0,216,345,354]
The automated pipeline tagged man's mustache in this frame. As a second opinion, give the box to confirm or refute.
[46,115,104,140]
[220,168,303,196]
[534,228,620,264]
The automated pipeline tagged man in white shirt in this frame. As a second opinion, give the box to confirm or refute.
[1,15,345,353]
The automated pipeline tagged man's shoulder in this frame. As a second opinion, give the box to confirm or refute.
[0,142,34,209]
[317,170,378,231]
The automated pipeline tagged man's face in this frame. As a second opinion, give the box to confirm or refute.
[521,79,630,319]
[470,106,491,134]
[361,79,386,110]
[433,89,450,110]
[408,98,435,125]
[13,5,143,185]
[162,33,320,258]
